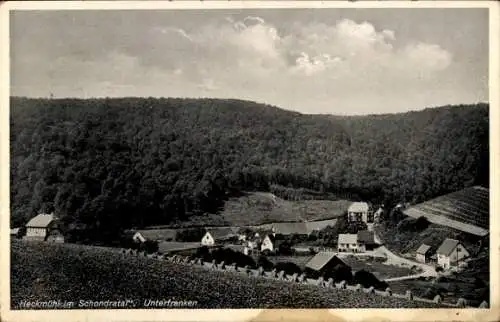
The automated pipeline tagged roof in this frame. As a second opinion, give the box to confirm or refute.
[357,230,375,244]
[135,229,177,241]
[272,222,308,235]
[305,252,347,271]
[436,238,461,256]
[10,228,20,235]
[348,202,370,213]
[205,227,236,240]
[305,219,338,233]
[416,244,432,255]
[338,234,358,244]
[26,214,55,228]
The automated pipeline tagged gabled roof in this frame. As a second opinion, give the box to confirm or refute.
[272,222,308,235]
[436,238,461,256]
[338,234,358,244]
[205,228,236,240]
[26,214,55,228]
[348,202,370,213]
[10,228,20,235]
[357,230,375,244]
[416,244,432,255]
[305,252,347,271]
[135,229,177,241]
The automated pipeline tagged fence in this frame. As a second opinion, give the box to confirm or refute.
[119,248,488,309]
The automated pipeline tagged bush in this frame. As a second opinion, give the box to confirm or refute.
[326,264,353,283]
[353,270,388,290]
[274,262,302,275]
[257,255,274,271]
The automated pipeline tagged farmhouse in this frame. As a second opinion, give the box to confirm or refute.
[305,252,350,279]
[260,233,283,252]
[337,234,359,253]
[436,238,470,269]
[347,202,374,226]
[24,213,57,241]
[357,230,376,252]
[415,244,432,263]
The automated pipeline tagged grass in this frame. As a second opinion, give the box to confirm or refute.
[341,256,415,280]
[11,240,446,309]
[182,192,351,227]
[158,241,202,254]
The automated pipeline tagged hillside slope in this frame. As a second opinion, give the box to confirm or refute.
[10,97,489,243]
[10,241,444,309]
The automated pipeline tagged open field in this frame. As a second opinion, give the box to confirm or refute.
[341,256,415,281]
[11,241,445,309]
[188,192,351,227]
[403,186,489,236]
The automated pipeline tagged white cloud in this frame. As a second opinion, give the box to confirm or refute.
[14,15,472,114]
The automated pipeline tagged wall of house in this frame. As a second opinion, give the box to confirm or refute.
[201,234,214,246]
[260,238,273,252]
[26,227,47,237]
[416,254,426,263]
[338,243,359,252]
[449,245,469,262]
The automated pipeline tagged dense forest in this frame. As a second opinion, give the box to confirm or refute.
[10,97,489,243]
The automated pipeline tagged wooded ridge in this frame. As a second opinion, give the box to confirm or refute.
[10,97,489,244]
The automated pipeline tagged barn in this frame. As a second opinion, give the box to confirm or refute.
[305,252,351,280]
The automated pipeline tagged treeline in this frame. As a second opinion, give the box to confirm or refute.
[10,97,489,243]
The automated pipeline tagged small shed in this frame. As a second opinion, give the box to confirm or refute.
[305,252,351,279]
[10,228,21,239]
[415,244,432,263]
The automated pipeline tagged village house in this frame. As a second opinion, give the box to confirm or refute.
[200,228,235,246]
[415,244,433,263]
[305,252,351,279]
[436,238,470,269]
[337,234,359,253]
[260,232,283,252]
[24,213,58,241]
[357,230,376,252]
[347,202,374,228]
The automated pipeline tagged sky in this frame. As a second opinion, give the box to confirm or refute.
[10,8,489,115]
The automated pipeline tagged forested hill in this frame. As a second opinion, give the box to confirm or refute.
[10,97,488,242]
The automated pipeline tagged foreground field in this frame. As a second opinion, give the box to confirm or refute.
[11,241,445,309]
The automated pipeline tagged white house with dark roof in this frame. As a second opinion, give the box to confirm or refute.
[201,228,235,246]
[337,234,359,252]
[436,238,470,269]
[25,213,56,240]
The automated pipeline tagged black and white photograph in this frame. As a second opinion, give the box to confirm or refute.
[1,1,498,319]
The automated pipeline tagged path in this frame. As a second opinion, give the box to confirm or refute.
[373,229,437,282]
